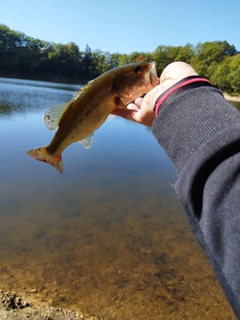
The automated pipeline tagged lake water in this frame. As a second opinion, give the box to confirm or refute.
[0,78,237,319]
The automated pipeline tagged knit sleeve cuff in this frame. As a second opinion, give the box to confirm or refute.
[154,76,212,117]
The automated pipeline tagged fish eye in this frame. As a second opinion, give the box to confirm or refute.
[134,65,143,74]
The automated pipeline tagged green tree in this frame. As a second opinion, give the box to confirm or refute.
[38,41,56,76]
[1,24,239,93]
[126,51,153,63]
[152,46,175,74]
[17,37,43,74]
[82,44,94,79]
[174,44,195,63]
[207,53,240,94]
[90,50,109,78]
[105,52,122,69]
[118,54,129,66]
[191,41,237,78]
[0,24,25,71]
[210,57,231,91]
[0,24,47,75]
[227,54,240,93]
[48,42,82,78]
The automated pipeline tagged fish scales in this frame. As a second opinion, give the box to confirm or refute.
[27,61,159,173]
[47,72,125,154]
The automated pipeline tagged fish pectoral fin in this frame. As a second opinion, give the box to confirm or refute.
[77,133,94,149]
[44,102,70,131]
[114,96,128,109]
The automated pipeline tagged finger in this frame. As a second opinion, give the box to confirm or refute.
[134,97,143,108]
[111,108,138,121]
[127,103,140,111]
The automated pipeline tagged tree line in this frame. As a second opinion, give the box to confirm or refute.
[0,24,240,94]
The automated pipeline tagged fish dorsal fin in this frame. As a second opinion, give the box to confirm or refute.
[74,80,94,100]
[44,102,70,131]
[77,133,94,149]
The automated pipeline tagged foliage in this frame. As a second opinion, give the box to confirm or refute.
[0,24,239,94]
[190,41,237,78]
[227,54,240,93]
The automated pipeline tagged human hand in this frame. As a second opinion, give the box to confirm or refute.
[112,62,198,127]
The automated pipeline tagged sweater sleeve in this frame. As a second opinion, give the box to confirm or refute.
[152,84,240,318]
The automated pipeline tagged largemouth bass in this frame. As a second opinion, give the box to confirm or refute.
[27,61,159,173]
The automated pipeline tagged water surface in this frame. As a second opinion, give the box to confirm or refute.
[0,78,237,319]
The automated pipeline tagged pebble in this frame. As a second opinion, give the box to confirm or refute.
[29,289,38,293]
[0,289,92,319]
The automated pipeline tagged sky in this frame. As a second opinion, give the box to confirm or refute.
[0,0,240,54]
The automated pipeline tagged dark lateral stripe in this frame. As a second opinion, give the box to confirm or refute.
[154,76,212,116]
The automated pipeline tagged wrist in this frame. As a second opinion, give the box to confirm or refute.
[154,76,212,117]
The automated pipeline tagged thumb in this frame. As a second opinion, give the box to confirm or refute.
[141,61,199,112]
[160,61,198,91]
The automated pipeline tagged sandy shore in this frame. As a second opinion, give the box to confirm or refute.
[0,290,94,320]
[223,93,240,102]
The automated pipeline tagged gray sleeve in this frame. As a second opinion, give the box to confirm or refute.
[152,85,240,318]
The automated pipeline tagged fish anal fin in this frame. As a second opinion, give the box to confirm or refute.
[77,133,93,149]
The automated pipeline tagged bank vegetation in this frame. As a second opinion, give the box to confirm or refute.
[0,24,239,95]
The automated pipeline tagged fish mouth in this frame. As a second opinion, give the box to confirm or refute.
[150,61,160,86]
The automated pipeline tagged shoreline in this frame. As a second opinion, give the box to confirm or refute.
[0,289,93,320]
[223,93,240,102]
[1,75,240,100]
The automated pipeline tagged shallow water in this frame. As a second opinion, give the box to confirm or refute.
[0,78,236,319]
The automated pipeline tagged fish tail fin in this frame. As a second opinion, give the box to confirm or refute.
[27,147,63,173]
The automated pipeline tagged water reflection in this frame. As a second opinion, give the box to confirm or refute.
[0,78,236,319]
[0,77,80,92]
[0,77,80,116]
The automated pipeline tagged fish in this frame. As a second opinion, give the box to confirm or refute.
[27,61,159,173]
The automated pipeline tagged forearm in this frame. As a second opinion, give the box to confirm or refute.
[152,84,240,318]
